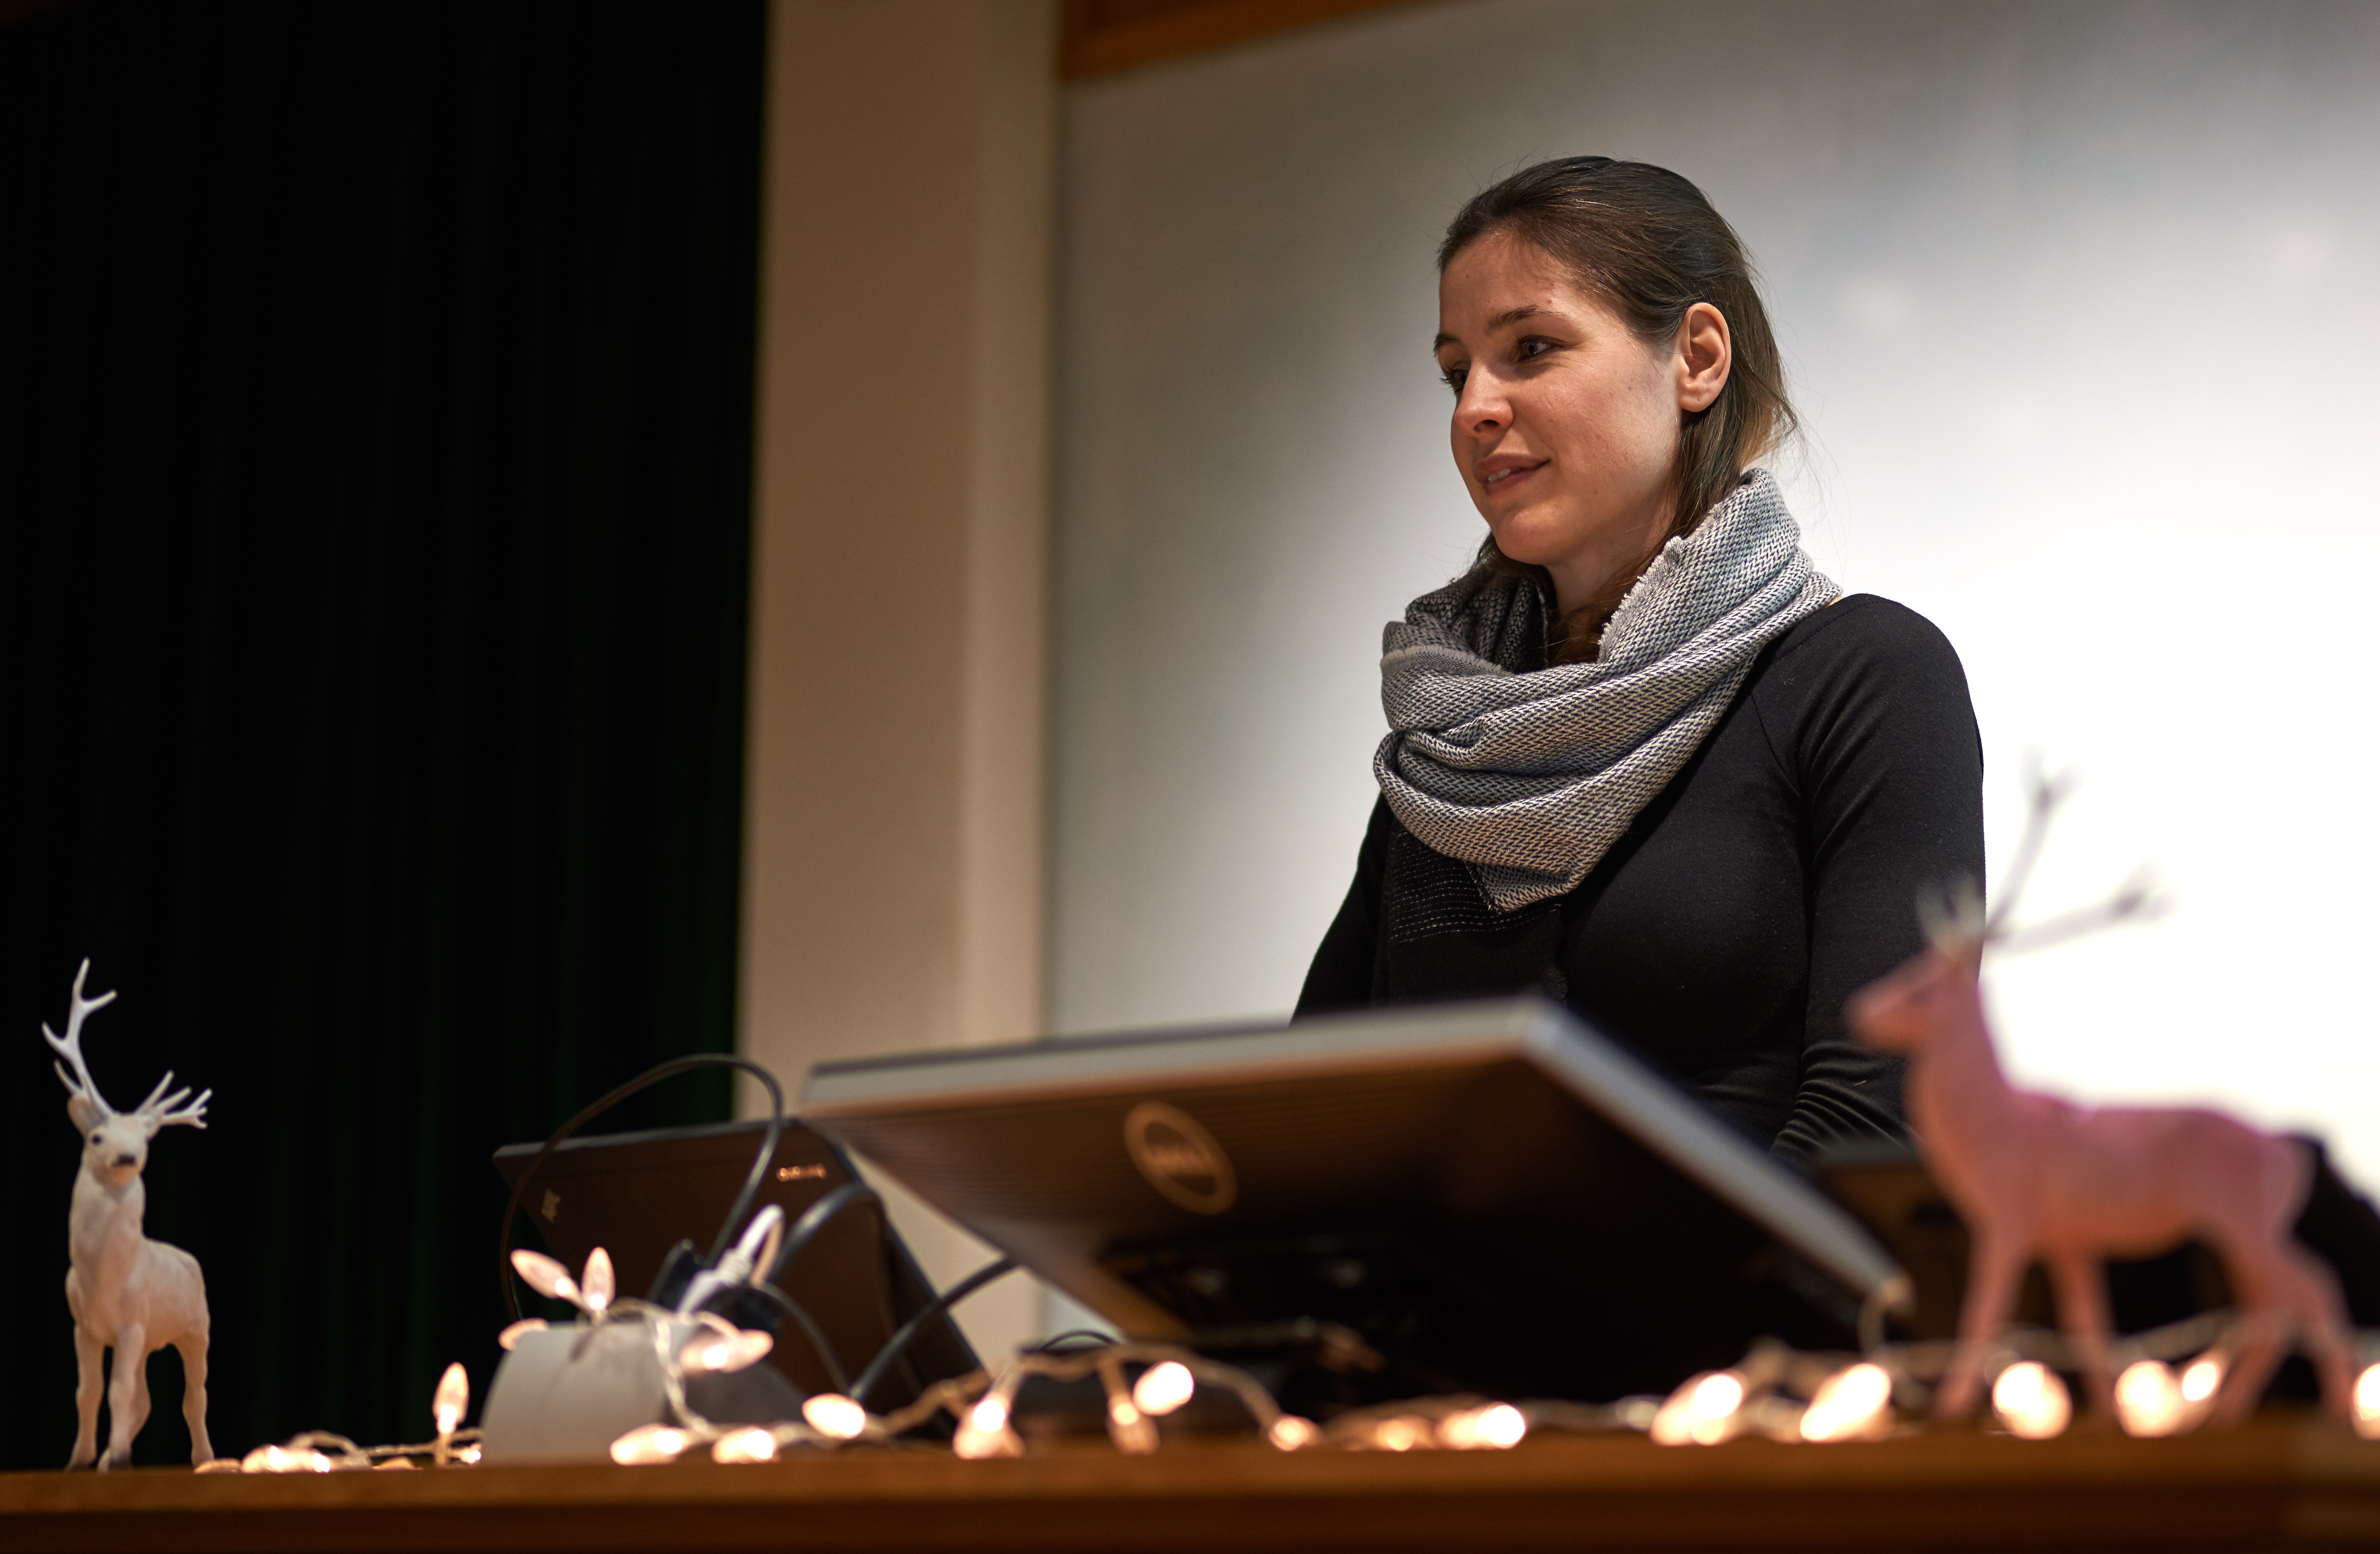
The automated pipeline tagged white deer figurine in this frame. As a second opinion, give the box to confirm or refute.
[44,960,215,1469]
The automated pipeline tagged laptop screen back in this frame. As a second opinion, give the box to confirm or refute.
[492,1117,977,1409]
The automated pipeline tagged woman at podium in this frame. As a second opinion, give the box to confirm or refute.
[1297,157,1983,1174]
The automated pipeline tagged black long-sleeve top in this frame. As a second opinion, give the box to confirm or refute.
[1295,594,1985,1172]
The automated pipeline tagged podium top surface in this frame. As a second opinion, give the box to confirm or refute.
[8,1418,2380,1552]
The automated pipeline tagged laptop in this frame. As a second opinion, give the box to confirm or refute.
[800,996,1905,1402]
[491,1117,978,1411]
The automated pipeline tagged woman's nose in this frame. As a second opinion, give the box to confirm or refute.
[1456,376,1509,437]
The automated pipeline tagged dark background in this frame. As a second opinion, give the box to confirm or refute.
[0,0,765,1468]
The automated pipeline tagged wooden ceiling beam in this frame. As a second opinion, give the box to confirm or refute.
[1060,0,1441,79]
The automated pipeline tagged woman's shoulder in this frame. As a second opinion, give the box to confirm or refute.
[1746,593,1977,750]
[1760,593,1968,689]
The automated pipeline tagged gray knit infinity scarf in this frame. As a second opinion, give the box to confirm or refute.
[1374,470,1835,912]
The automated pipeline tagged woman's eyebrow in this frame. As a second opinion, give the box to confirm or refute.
[1431,304,1550,353]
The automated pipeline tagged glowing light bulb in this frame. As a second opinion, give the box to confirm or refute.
[679,1328,773,1375]
[1693,1373,1746,1416]
[803,1393,868,1440]
[433,1362,470,1438]
[953,1422,1023,1460]
[1106,1394,1159,1454]
[2114,1360,2186,1438]
[580,1247,615,1315]
[510,1249,579,1306]
[243,1443,336,1473]
[610,1423,689,1465]
[1473,1404,1527,1449]
[1132,1360,1196,1417]
[952,1393,1022,1460]
[497,1319,548,1351]
[2354,1363,2380,1439]
[1439,1403,1528,1450]
[1652,1370,1747,1446]
[1992,1362,2072,1440]
[1799,1362,1893,1443]
[1374,1417,1423,1452]
[2180,1356,2223,1405]
[724,1329,773,1371]
[456,1443,482,1465]
[713,1427,778,1464]
[1268,1415,1318,1450]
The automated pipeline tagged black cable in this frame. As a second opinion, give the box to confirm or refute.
[850,1255,1020,1408]
[497,1054,783,1321]
[762,1179,880,1287]
[740,1281,854,1396]
[1026,1328,1119,1356]
[871,1240,927,1401]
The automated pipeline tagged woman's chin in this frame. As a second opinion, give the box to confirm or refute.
[1482,516,1576,570]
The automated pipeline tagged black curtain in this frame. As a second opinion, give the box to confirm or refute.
[0,0,765,1468]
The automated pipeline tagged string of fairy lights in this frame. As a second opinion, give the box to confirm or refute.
[198,1362,481,1473]
[212,1242,2380,1474]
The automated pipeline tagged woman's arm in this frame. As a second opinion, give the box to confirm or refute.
[1761,600,1986,1170]
[1294,796,1393,1016]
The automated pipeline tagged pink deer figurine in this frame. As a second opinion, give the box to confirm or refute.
[1846,775,2354,1426]
[44,960,216,1469]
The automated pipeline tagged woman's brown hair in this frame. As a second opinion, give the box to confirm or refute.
[1440,157,1797,662]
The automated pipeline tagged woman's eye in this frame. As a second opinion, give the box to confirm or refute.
[1439,365,1468,394]
[1517,336,1556,361]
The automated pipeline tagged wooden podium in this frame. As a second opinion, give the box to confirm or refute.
[7,1417,2380,1552]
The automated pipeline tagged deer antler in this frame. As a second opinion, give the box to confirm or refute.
[43,958,119,1117]
[1984,756,2079,941]
[134,1070,212,1130]
[1971,755,2169,957]
[1917,876,1988,957]
[1998,862,2170,956]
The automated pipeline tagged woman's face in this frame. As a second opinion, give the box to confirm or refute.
[1434,232,1728,613]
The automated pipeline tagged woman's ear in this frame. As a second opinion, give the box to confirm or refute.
[1674,301,1731,413]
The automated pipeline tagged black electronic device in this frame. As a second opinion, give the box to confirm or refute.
[491,1118,978,1412]
[799,996,1906,1403]
[1815,1137,2380,1349]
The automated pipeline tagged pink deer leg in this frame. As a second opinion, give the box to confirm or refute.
[1939,1226,2028,1420]
[2212,1232,2353,1426]
[66,1319,101,1470]
[2045,1246,2116,1422]
[129,1342,154,1445]
[2280,1242,2357,1423]
[177,1331,214,1464]
[103,1322,144,1470]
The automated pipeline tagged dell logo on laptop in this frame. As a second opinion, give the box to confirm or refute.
[1123,1101,1237,1215]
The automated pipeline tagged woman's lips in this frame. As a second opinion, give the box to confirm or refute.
[1479,460,1546,494]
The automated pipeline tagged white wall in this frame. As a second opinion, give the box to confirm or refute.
[1050,1,2380,1182]
[746,0,1056,1361]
